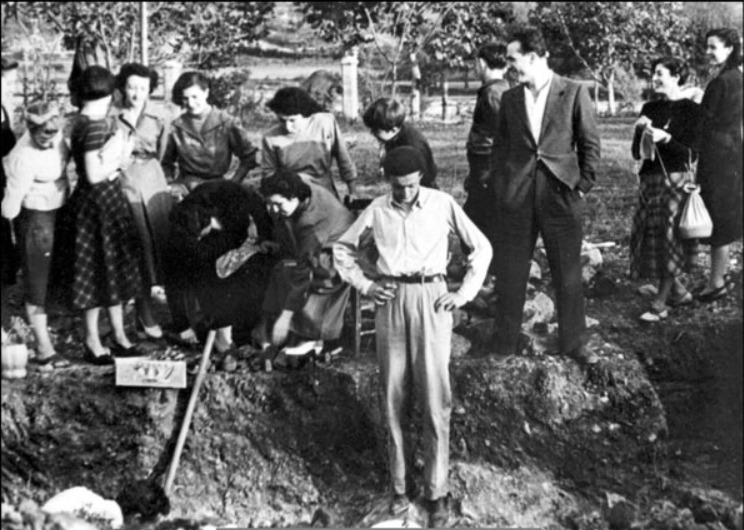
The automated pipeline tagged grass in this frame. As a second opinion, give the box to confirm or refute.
[292,118,642,245]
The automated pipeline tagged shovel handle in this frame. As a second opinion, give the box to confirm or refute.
[164,329,216,495]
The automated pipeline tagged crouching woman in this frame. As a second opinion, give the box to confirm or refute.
[256,169,355,360]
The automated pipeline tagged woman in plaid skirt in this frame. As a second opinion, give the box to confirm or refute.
[630,57,702,322]
[67,66,144,364]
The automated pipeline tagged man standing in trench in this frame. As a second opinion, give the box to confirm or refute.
[333,146,492,527]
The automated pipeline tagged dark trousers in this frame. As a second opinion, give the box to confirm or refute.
[463,152,497,274]
[493,164,585,355]
[17,208,57,306]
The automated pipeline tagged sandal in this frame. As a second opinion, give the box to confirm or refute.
[30,353,71,369]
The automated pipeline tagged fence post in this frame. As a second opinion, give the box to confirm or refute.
[441,78,449,121]
[410,52,421,121]
[162,60,182,101]
[341,47,359,121]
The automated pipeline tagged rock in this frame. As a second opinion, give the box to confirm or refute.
[523,292,555,329]
[582,247,603,268]
[451,333,472,358]
[587,271,618,298]
[582,265,598,285]
[586,316,600,328]
[607,500,636,530]
[42,487,123,529]
[529,260,542,282]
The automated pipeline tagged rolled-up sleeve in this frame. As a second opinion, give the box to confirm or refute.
[448,197,492,301]
[333,208,376,295]
[2,153,34,220]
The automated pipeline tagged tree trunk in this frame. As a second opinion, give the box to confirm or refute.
[607,70,616,116]
[594,79,599,113]
[391,61,398,98]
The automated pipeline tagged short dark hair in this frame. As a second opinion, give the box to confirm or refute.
[266,87,324,117]
[477,42,508,70]
[116,63,159,95]
[171,71,210,106]
[259,169,312,201]
[77,65,116,102]
[705,27,742,70]
[508,26,548,57]
[651,57,689,86]
[362,98,406,131]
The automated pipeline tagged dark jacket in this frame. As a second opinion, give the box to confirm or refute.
[491,75,601,196]
[270,183,354,312]
[165,180,271,286]
[467,78,510,156]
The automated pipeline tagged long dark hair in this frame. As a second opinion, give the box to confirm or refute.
[705,28,742,71]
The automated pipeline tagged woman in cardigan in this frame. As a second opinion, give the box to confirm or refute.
[2,102,71,367]
[261,87,357,200]
[695,28,743,302]
[114,63,173,339]
[630,57,702,322]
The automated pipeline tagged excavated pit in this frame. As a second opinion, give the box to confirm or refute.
[2,316,741,529]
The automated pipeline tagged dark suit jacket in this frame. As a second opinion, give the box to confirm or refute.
[491,74,600,198]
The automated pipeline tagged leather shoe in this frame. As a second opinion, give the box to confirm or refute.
[83,344,114,365]
[567,346,599,365]
[696,284,729,303]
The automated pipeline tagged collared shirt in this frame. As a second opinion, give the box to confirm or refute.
[112,102,168,160]
[2,130,69,218]
[162,107,257,181]
[524,71,554,143]
[261,112,356,199]
[333,187,492,301]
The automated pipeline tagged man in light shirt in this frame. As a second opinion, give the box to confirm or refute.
[490,27,601,365]
[333,146,492,527]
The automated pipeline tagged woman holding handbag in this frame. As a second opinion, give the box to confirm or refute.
[630,57,702,322]
[695,28,742,303]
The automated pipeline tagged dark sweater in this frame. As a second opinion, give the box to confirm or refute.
[383,122,437,188]
[631,98,701,175]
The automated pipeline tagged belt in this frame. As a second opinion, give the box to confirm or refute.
[383,274,445,284]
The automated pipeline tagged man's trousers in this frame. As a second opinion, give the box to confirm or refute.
[493,163,586,355]
[375,280,452,501]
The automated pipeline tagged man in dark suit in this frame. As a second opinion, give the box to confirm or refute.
[490,27,601,365]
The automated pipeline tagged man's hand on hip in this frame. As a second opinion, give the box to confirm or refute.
[434,292,467,312]
[368,282,397,305]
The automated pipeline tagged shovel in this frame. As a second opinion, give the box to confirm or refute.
[164,329,216,495]
[116,330,216,521]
